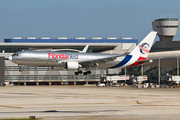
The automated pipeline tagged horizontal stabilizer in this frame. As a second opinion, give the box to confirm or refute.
[136,59,153,63]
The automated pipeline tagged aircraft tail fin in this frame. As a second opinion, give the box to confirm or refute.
[108,32,157,69]
[129,31,157,58]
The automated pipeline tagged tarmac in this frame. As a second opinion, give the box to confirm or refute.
[0,85,180,120]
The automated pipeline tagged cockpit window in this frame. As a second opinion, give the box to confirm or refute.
[12,54,18,56]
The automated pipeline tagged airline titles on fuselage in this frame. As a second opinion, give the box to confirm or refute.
[48,53,78,59]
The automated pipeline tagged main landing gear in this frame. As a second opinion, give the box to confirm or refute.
[18,65,22,72]
[75,70,91,75]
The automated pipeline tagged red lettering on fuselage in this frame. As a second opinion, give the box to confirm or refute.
[48,53,67,59]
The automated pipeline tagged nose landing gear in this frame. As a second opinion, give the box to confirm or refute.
[18,65,22,72]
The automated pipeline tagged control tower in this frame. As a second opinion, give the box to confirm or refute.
[152,18,179,41]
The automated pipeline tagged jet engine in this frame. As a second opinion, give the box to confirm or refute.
[66,62,81,70]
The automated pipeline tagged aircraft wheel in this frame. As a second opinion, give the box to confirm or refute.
[78,70,82,74]
[75,72,79,75]
[19,66,22,72]
[83,72,87,75]
[87,71,91,74]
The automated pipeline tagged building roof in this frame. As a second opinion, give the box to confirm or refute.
[155,18,178,21]
[4,38,138,44]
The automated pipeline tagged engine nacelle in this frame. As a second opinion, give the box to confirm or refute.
[66,62,81,70]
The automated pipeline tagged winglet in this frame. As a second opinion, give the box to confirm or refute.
[81,44,89,53]
[123,44,136,55]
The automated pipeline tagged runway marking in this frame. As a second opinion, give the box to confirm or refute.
[0,105,22,109]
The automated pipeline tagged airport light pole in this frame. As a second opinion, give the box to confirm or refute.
[177,55,179,76]
[125,68,127,76]
[141,64,143,76]
[158,56,160,85]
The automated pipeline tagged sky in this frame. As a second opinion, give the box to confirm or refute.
[0,0,180,43]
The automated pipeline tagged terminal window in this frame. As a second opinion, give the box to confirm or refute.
[156,26,178,28]
[0,48,28,53]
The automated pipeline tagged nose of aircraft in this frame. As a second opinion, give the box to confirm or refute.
[9,56,12,61]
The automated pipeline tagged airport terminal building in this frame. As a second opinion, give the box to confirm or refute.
[0,37,137,84]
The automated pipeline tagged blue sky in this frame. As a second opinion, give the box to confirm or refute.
[0,0,180,43]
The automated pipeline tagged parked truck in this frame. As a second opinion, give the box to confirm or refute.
[100,75,130,84]
[167,75,180,86]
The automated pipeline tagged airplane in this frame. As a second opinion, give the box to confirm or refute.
[9,31,157,75]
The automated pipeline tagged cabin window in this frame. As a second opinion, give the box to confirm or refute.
[12,54,18,56]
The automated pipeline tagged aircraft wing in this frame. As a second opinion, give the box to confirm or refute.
[79,55,121,67]
[56,54,121,66]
